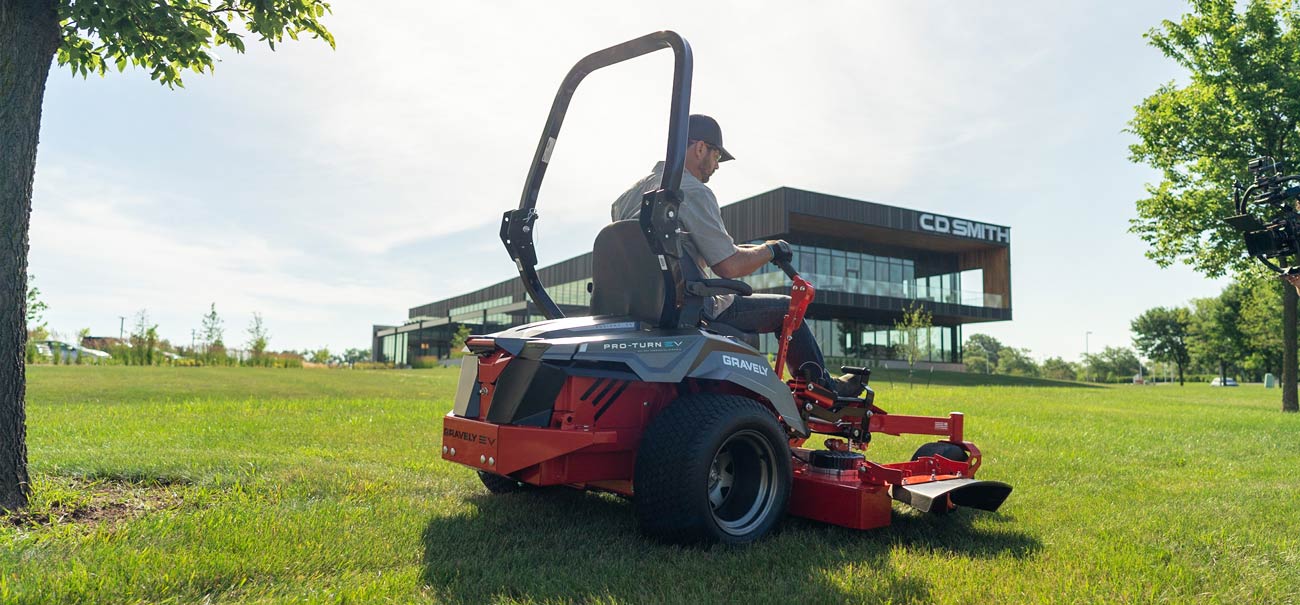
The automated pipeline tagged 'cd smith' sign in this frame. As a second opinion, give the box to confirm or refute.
[918,213,1009,244]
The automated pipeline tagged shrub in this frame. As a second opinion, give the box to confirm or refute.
[25,340,45,364]
[411,355,441,369]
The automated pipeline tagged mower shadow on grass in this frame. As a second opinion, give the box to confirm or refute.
[783,508,1039,559]
[419,488,1039,604]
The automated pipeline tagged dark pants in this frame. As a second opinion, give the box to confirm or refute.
[712,294,829,382]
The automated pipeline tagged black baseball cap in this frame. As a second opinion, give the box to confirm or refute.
[688,114,735,162]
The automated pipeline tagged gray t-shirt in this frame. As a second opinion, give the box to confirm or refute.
[611,162,737,318]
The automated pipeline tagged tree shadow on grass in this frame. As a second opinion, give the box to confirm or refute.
[420,488,1039,604]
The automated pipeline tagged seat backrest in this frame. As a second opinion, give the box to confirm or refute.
[590,220,667,322]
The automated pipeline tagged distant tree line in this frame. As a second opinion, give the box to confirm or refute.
[963,332,1149,385]
[1130,271,1288,385]
[964,271,1289,384]
[24,292,370,369]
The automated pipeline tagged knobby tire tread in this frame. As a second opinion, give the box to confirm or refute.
[634,392,789,545]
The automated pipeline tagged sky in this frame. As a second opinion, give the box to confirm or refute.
[29,0,1231,360]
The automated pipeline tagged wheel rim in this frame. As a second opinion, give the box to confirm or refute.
[707,429,779,536]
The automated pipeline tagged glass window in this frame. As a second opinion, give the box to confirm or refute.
[955,325,962,362]
[546,279,593,307]
[449,295,514,317]
[798,249,816,274]
[738,244,998,308]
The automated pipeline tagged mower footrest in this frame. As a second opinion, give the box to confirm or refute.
[890,478,1013,513]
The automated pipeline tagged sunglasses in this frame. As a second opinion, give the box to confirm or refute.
[689,139,723,162]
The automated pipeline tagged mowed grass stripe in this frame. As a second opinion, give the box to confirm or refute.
[1,366,1297,604]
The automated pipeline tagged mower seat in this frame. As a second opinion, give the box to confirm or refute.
[590,221,667,323]
[590,220,752,328]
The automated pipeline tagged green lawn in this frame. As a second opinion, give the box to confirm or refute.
[3,366,1298,604]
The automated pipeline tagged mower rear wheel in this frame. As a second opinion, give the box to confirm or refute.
[634,393,791,545]
[477,471,532,494]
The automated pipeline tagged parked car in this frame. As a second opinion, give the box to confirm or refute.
[1210,377,1239,387]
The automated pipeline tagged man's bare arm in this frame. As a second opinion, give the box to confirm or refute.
[712,243,776,279]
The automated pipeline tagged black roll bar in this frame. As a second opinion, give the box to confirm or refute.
[500,31,693,323]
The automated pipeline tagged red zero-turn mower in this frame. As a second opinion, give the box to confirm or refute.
[441,31,1012,544]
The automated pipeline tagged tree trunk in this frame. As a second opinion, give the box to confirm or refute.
[0,0,60,511]
[1177,362,1184,386]
[1285,284,1299,413]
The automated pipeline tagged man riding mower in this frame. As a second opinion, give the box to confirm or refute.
[610,112,866,401]
[440,31,1012,545]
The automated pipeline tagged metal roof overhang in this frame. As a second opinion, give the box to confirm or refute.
[789,213,1006,253]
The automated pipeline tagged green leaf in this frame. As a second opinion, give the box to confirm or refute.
[55,0,334,87]
[1130,0,1300,279]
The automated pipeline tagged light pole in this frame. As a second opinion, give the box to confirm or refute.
[119,316,125,341]
[1085,331,1093,382]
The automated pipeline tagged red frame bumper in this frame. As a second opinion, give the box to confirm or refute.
[442,413,639,491]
